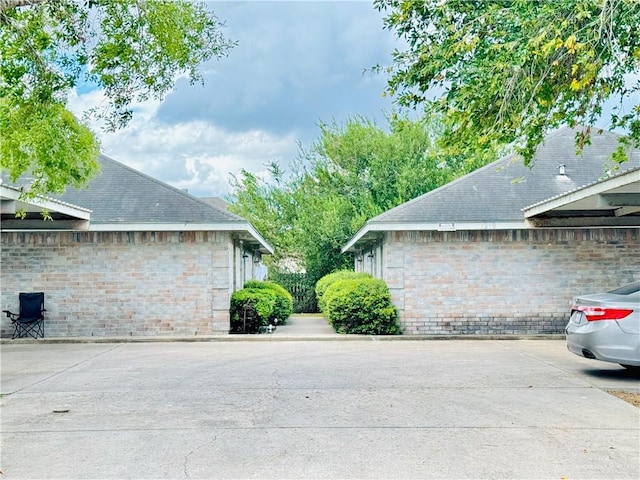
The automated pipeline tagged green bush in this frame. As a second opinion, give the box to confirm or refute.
[229,288,276,333]
[244,280,293,325]
[315,270,371,313]
[324,277,401,335]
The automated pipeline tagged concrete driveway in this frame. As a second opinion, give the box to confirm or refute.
[1,339,639,479]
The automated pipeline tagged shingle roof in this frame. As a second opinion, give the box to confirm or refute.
[522,165,640,223]
[2,154,274,252]
[57,155,244,224]
[0,183,91,219]
[370,127,640,225]
[524,164,640,211]
[342,127,640,252]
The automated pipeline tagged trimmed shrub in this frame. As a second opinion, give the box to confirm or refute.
[324,277,401,335]
[315,270,372,313]
[229,288,276,333]
[244,280,293,325]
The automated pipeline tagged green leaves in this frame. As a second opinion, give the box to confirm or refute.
[0,0,234,198]
[229,288,275,333]
[323,276,401,335]
[228,115,468,283]
[375,0,640,165]
[90,0,235,130]
[0,97,99,195]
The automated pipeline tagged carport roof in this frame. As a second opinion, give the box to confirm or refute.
[523,166,640,227]
[343,127,640,252]
[0,183,91,229]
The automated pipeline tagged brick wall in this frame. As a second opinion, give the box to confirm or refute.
[384,228,640,335]
[1,231,233,337]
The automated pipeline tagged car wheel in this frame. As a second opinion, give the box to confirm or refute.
[620,364,640,372]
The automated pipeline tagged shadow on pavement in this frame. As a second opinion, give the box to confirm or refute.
[581,367,640,383]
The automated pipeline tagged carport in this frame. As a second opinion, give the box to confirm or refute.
[0,183,91,229]
[524,166,640,227]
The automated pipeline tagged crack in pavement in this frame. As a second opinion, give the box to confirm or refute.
[2,343,124,396]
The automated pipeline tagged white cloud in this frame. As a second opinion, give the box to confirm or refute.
[66,1,401,198]
[69,87,299,197]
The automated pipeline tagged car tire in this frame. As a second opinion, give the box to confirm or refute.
[620,364,640,372]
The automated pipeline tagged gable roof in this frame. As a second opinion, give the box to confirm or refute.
[58,155,244,225]
[343,127,640,252]
[1,154,273,253]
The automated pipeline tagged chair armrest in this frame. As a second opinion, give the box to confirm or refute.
[3,310,19,321]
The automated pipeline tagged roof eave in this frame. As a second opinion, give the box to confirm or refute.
[342,220,530,252]
[1,221,275,254]
[89,221,275,254]
[0,185,92,220]
[523,168,640,218]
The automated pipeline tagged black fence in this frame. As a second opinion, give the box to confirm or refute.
[269,271,318,313]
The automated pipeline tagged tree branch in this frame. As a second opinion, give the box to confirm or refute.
[0,0,46,12]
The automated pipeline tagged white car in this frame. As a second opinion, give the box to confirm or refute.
[566,282,640,370]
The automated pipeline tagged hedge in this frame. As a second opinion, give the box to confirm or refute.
[229,288,276,334]
[315,270,372,313]
[244,280,293,325]
[323,277,401,335]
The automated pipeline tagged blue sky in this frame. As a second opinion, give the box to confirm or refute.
[70,1,402,198]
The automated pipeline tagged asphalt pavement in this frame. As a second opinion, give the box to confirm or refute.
[1,336,639,479]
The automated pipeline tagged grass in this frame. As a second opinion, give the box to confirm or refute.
[608,391,640,407]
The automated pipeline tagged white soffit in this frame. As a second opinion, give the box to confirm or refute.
[0,184,91,220]
[524,168,640,218]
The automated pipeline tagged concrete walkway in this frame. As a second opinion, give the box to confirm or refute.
[273,314,335,335]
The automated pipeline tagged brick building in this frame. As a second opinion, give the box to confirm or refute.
[1,155,272,338]
[343,128,640,335]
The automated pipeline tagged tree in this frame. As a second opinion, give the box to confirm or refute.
[0,0,234,197]
[228,115,467,283]
[374,0,640,165]
[229,163,302,265]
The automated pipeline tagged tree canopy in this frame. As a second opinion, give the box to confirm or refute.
[0,0,234,197]
[228,116,468,283]
[374,0,640,165]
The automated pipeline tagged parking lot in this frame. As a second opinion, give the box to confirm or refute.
[1,338,639,479]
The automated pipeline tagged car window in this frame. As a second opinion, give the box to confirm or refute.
[608,281,640,295]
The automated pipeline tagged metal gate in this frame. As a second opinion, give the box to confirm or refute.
[269,271,318,313]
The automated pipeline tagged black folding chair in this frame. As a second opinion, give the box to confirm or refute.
[3,292,46,339]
